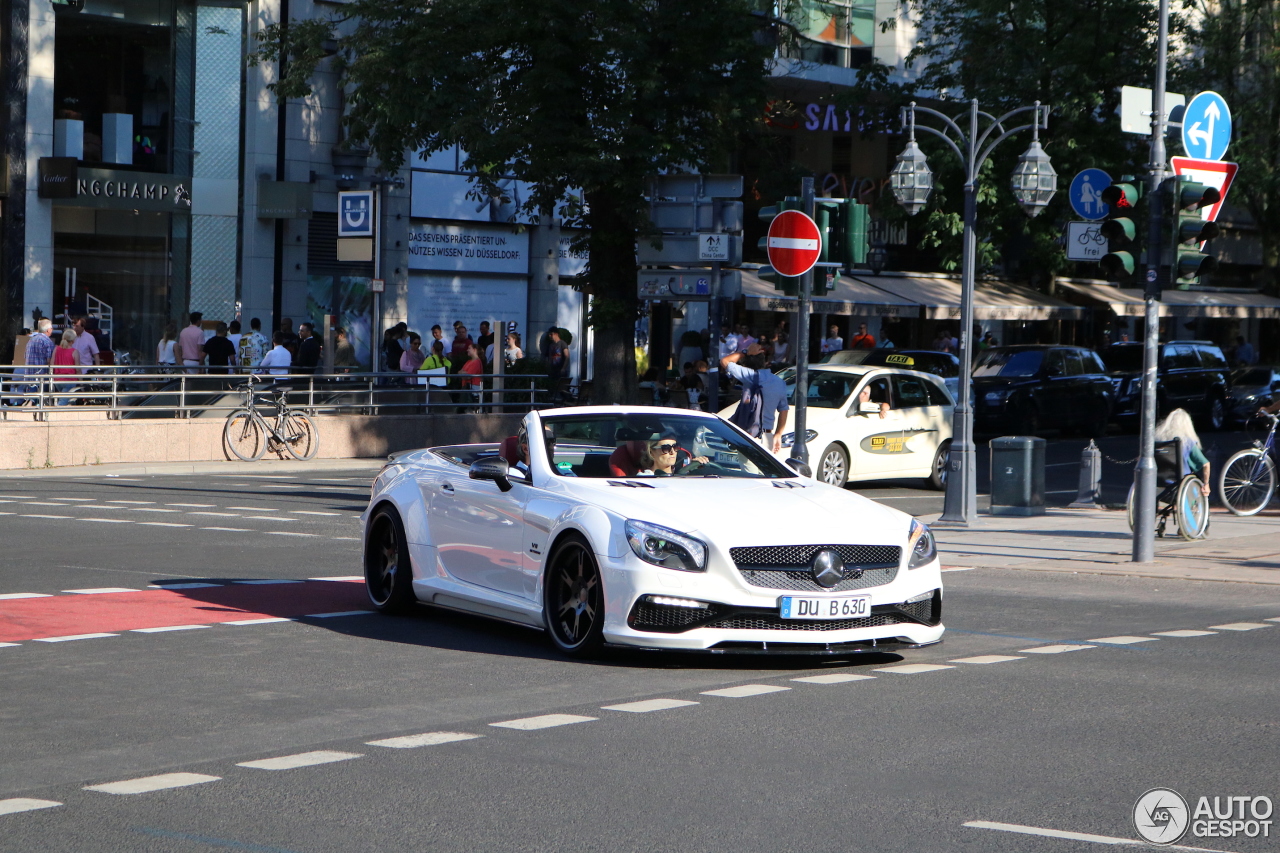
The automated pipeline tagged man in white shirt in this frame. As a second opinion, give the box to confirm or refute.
[255,332,293,376]
[820,324,843,354]
[71,317,101,373]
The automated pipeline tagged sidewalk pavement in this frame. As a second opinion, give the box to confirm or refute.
[926,507,1280,585]
[0,458,387,479]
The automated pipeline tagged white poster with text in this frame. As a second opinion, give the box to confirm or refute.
[408,222,529,275]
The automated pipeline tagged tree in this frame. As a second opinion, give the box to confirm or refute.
[253,0,771,403]
[1176,0,1280,291]
[848,0,1166,283]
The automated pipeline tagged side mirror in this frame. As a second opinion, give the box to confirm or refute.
[469,457,513,492]
[786,457,812,478]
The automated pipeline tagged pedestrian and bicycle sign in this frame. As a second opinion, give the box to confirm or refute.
[1181,92,1232,162]
[765,210,822,277]
[1068,169,1112,220]
[1066,222,1108,261]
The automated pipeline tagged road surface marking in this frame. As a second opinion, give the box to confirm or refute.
[0,798,62,815]
[266,532,318,537]
[167,503,215,508]
[34,633,119,642]
[1266,617,1280,623]
[949,655,1026,664]
[22,501,65,506]
[187,512,241,517]
[1019,644,1096,654]
[1208,622,1272,631]
[1089,636,1157,645]
[601,698,700,713]
[0,593,51,600]
[227,506,281,511]
[200,527,251,532]
[1153,629,1217,637]
[132,625,211,633]
[291,510,341,516]
[490,714,597,730]
[64,588,136,594]
[107,500,154,505]
[700,684,790,698]
[150,582,220,589]
[0,643,20,648]
[332,537,360,541]
[941,567,975,572]
[305,610,374,618]
[21,514,72,519]
[237,751,363,770]
[246,516,296,522]
[234,579,304,585]
[309,576,364,582]
[82,518,131,523]
[85,773,220,795]
[874,663,955,674]
[963,819,1241,852]
[139,522,192,528]
[791,673,877,684]
[224,617,295,625]
[366,732,483,748]
[130,508,181,513]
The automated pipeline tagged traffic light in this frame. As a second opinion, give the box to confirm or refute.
[814,199,870,292]
[758,198,804,294]
[1099,181,1142,279]
[1167,176,1221,287]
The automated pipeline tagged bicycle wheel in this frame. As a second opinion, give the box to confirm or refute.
[1176,476,1210,540]
[1126,483,1136,532]
[280,411,318,461]
[224,409,266,461]
[1217,449,1276,516]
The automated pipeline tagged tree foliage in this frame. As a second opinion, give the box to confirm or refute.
[849,0,1166,282]
[252,0,771,402]
[1176,0,1280,288]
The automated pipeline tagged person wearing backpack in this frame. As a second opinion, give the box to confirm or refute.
[720,342,788,454]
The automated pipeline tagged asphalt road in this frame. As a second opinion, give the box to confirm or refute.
[1,467,1277,852]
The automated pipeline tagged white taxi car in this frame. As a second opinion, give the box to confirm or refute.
[725,364,955,490]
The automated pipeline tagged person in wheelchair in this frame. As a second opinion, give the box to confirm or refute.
[1155,408,1210,497]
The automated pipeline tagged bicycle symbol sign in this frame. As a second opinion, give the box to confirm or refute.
[1065,221,1109,261]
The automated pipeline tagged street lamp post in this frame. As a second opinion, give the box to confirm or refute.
[890,99,1057,527]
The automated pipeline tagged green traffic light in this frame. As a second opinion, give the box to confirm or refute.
[1177,180,1221,211]
[1100,251,1136,276]
[1176,213,1220,244]
[1099,217,1136,242]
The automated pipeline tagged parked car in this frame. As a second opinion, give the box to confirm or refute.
[1227,366,1280,424]
[362,407,944,656]
[1099,341,1232,431]
[971,345,1114,437]
[859,349,961,401]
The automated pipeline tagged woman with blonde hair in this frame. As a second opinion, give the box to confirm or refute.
[52,328,80,406]
[157,321,178,370]
[1155,408,1210,496]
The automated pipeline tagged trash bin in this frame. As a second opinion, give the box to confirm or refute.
[989,436,1046,516]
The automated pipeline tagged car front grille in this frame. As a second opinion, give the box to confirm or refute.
[627,593,941,635]
[703,613,908,631]
[729,544,900,592]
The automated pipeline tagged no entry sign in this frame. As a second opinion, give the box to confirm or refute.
[766,210,822,278]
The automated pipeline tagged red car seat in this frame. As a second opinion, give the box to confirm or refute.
[608,441,648,476]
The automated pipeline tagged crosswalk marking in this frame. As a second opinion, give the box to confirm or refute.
[948,655,1025,664]
[366,732,482,748]
[0,593,51,600]
[791,673,876,684]
[700,684,790,698]
[0,798,62,815]
[1019,644,1096,654]
[63,588,135,595]
[131,625,211,634]
[237,751,363,770]
[874,663,955,674]
[1208,622,1272,631]
[490,714,597,730]
[1153,629,1216,638]
[601,698,699,713]
[1088,636,1156,645]
[85,773,220,795]
[33,633,119,643]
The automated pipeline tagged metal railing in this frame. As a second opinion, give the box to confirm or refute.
[0,366,567,421]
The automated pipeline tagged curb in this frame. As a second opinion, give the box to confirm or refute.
[0,458,387,479]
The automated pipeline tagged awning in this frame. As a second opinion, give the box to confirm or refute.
[851,274,1087,321]
[1055,280,1280,319]
[739,269,920,318]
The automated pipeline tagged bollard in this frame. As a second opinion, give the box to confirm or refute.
[1069,439,1103,508]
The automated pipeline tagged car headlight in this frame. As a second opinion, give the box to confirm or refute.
[625,520,707,572]
[907,519,937,569]
[780,429,818,448]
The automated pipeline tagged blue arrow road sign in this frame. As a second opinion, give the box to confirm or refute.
[1068,169,1112,220]
[1182,92,1232,161]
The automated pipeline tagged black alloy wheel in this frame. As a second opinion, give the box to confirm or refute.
[544,534,604,656]
[1205,395,1226,431]
[364,507,416,614]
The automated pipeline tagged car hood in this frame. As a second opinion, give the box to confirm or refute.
[561,476,914,548]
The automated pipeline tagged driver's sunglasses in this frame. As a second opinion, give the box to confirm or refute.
[655,443,678,453]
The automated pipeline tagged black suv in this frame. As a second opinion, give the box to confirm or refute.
[1100,341,1231,430]
[972,345,1114,436]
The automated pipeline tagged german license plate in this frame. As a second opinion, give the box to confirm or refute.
[779,595,871,620]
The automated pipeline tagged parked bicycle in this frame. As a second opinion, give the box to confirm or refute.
[223,375,319,462]
[1218,412,1278,515]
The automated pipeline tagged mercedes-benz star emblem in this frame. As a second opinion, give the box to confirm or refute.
[811,549,845,588]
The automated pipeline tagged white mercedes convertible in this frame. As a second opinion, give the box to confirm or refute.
[361,406,944,656]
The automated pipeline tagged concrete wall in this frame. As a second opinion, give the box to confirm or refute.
[0,413,523,470]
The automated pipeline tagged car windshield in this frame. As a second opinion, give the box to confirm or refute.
[1232,367,1272,386]
[541,413,794,479]
[972,349,1043,377]
[782,370,863,408]
[1099,347,1144,373]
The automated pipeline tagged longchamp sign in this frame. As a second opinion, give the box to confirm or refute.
[40,162,194,211]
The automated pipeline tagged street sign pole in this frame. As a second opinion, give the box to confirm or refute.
[794,177,815,466]
[1134,0,1171,563]
[707,198,723,414]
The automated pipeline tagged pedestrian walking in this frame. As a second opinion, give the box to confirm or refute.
[238,318,268,370]
[333,327,358,372]
[178,312,205,372]
[546,328,568,381]
[720,342,789,454]
[203,322,237,374]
